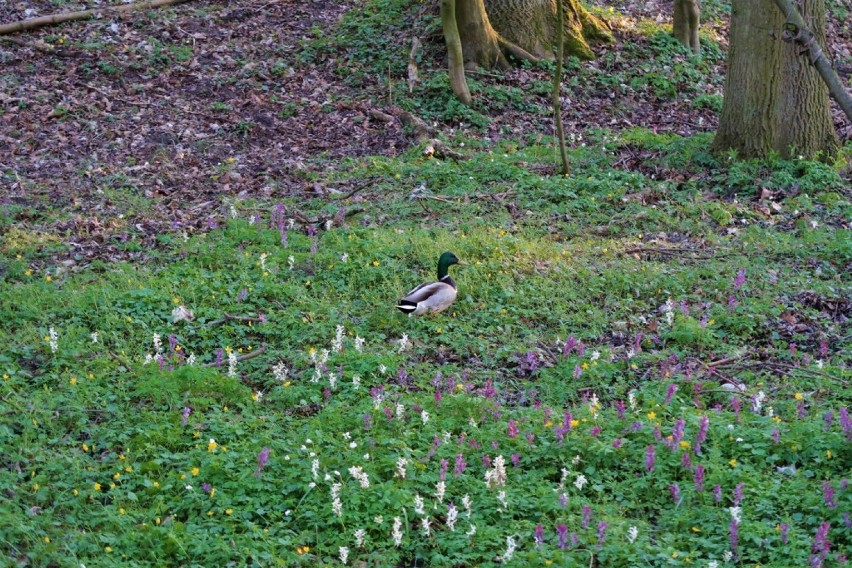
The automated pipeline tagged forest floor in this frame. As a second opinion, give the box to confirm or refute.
[1,1,851,566]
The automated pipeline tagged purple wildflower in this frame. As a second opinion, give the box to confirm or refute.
[819,339,828,358]
[615,400,625,419]
[571,532,579,548]
[679,300,690,316]
[612,438,623,449]
[526,432,536,446]
[839,407,851,439]
[576,343,586,357]
[590,426,601,437]
[482,380,497,399]
[669,483,681,503]
[844,513,851,530]
[534,524,544,547]
[201,482,212,494]
[507,420,519,439]
[362,413,372,430]
[810,522,831,567]
[306,225,318,255]
[563,336,578,357]
[665,383,678,404]
[181,406,191,426]
[694,415,709,454]
[672,419,685,445]
[215,348,224,367]
[733,482,744,506]
[780,522,789,544]
[731,397,741,419]
[772,428,781,444]
[439,459,448,481]
[596,521,608,545]
[434,389,442,406]
[559,493,568,508]
[789,342,797,357]
[728,295,738,313]
[798,401,807,419]
[511,453,521,467]
[454,453,467,476]
[525,350,538,374]
[383,406,393,421]
[730,519,739,554]
[694,464,705,492]
[574,364,582,379]
[733,268,746,289]
[238,288,248,302]
[482,455,491,469]
[681,452,692,469]
[823,481,837,509]
[557,524,568,549]
[645,444,657,473]
[255,447,270,477]
[713,484,722,503]
[581,505,592,529]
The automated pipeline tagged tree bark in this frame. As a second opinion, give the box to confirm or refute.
[673,0,701,55]
[456,0,510,70]
[485,0,611,61]
[772,0,852,121]
[712,0,839,159]
[553,0,569,175]
[442,0,473,105]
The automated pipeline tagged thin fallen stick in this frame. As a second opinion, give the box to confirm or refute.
[0,0,194,36]
[207,313,266,326]
[204,343,268,367]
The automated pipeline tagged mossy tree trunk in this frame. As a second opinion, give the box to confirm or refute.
[484,0,611,61]
[713,0,839,159]
[673,0,700,55]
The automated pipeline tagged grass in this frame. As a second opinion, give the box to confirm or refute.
[2,0,851,565]
[2,131,850,566]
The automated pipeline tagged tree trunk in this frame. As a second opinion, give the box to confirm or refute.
[673,0,700,55]
[456,0,509,70]
[442,0,473,104]
[712,0,839,159]
[485,0,610,61]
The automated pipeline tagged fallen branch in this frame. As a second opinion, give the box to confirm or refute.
[0,35,54,52]
[204,343,268,367]
[0,0,195,36]
[772,0,852,121]
[620,247,715,259]
[207,313,266,326]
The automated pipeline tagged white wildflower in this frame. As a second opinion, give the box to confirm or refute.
[662,299,675,327]
[722,551,733,562]
[171,305,194,322]
[572,455,581,466]
[152,333,162,354]
[435,480,446,503]
[287,218,295,229]
[398,333,410,353]
[499,536,517,563]
[319,349,329,366]
[227,350,238,377]
[331,483,343,517]
[590,350,601,362]
[627,526,638,543]
[468,417,478,428]
[373,515,384,525]
[421,410,430,424]
[273,361,288,382]
[348,466,370,489]
[349,441,357,449]
[466,524,477,537]
[332,325,344,352]
[229,204,238,219]
[574,474,588,491]
[144,353,154,365]
[497,490,508,510]
[325,219,333,231]
[626,348,636,359]
[446,503,458,531]
[253,390,263,403]
[328,372,337,390]
[354,336,364,352]
[352,374,361,388]
[396,403,404,420]
[708,561,718,568]
[90,332,98,344]
[766,406,774,417]
[248,215,257,225]
[462,494,472,517]
[312,366,322,383]
[628,390,637,410]
[354,528,366,548]
[395,457,408,479]
[421,517,431,536]
[442,431,452,443]
[340,252,349,263]
[338,546,349,565]
[414,493,425,516]
[379,364,387,375]
[186,353,196,365]
[485,455,507,489]
[752,391,766,414]
[259,253,268,271]
[311,459,320,481]
[392,517,403,546]
[729,506,741,523]
[288,255,295,270]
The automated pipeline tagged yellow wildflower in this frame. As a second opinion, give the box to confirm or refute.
[729,459,737,467]
[826,450,832,459]
[794,392,803,401]
[93,483,101,491]
[570,419,580,428]
[208,439,218,452]
[82,443,89,452]
[105,546,112,553]
[225,508,233,515]
[647,412,656,421]
[680,441,691,450]
[113,472,120,480]
[69,377,77,385]
[119,508,125,515]
[44,537,50,543]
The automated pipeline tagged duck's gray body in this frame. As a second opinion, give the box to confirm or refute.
[396,275,457,315]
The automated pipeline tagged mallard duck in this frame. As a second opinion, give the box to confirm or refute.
[396,251,465,315]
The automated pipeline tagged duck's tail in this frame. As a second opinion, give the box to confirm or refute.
[395,299,417,314]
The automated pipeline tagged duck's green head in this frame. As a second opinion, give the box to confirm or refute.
[437,251,464,278]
